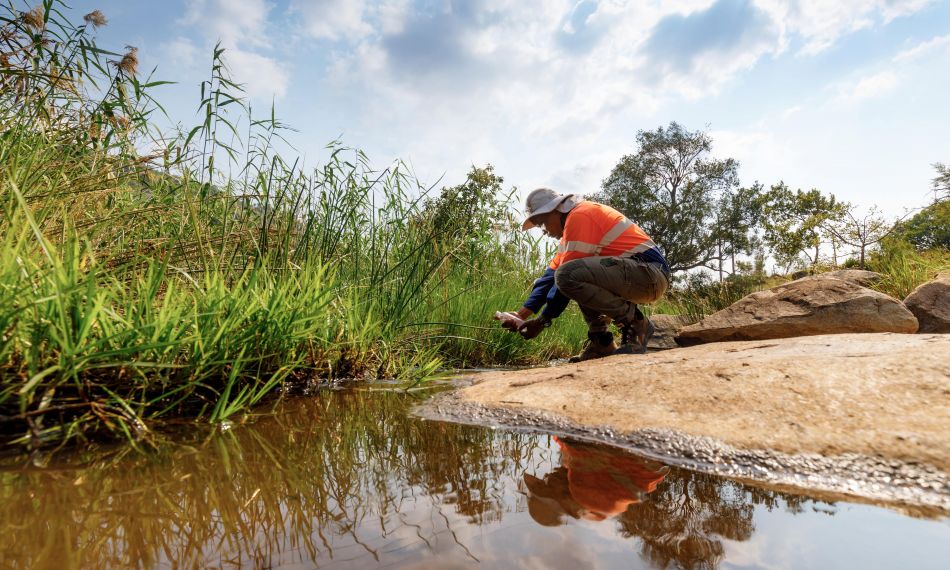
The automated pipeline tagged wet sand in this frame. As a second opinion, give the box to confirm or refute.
[418,333,950,510]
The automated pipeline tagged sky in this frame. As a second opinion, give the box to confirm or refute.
[80,0,950,217]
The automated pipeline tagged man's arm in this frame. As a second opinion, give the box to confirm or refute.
[500,269,551,332]
[516,269,573,339]
[522,268,555,315]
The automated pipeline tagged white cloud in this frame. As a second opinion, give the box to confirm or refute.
[225,48,290,101]
[178,0,289,102]
[893,34,950,61]
[374,0,412,35]
[837,71,899,102]
[754,0,934,55]
[290,0,374,41]
[164,36,199,69]
[182,0,272,48]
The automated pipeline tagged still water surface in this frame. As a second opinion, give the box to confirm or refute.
[1,387,948,569]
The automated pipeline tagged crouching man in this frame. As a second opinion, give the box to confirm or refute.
[502,188,670,360]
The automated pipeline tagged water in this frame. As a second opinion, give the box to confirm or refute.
[0,387,947,569]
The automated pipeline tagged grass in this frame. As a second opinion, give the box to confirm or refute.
[0,1,582,449]
[866,237,950,299]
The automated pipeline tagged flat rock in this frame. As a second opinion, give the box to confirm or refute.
[904,273,950,333]
[453,333,950,473]
[646,314,699,350]
[676,277,917,345]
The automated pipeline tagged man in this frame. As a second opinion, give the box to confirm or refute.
[503,188,670,360]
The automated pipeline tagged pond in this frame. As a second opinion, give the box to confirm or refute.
[1,386,948,569]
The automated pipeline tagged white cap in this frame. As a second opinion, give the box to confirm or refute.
[521,188,583,230]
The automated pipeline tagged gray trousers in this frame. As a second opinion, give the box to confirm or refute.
[554,257,669,332]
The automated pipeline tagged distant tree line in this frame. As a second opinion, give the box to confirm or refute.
[591,122,949,277]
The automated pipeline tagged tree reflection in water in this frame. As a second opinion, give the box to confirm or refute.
[0,388,836,568]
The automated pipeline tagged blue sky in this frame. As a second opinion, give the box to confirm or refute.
[81,0,950,217]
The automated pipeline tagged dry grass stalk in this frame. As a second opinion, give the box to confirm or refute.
[83,10,107,28]
[21,6,45,31]
[114,46,138,76]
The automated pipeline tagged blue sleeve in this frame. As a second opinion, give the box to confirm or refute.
[523,268,555,313]
[523,268,572,320]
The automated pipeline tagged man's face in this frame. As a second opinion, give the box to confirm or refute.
[536,210,564,239]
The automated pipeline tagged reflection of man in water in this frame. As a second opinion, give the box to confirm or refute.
[523,437,668,526]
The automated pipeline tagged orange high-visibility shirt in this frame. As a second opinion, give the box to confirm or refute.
[548,201,658,270]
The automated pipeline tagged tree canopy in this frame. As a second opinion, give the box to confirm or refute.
[896,200,950,251]
[759,183,846,270]
[424,164,514,242]
[593,122,740,273]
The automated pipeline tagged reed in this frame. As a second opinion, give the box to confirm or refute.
[0,2,580,448]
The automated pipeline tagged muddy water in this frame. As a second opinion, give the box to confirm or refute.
[0,387,948,569]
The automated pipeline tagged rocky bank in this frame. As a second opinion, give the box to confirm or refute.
[421,333,950,510]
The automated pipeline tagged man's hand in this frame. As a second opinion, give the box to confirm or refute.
[494,311,524,332]
[518,316,552,340]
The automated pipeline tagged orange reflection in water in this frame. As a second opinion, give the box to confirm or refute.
[524,436,669,525]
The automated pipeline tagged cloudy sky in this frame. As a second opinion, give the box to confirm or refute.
[86,0,950,216]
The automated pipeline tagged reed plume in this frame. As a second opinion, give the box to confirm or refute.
[114,45,138,75]
[21,6,45,31]
[83,10,107,28]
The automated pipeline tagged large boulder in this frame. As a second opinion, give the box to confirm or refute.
[904,273,950,333]
[647,314,699,350]
[676,277,918,345]
[797,269,884,288]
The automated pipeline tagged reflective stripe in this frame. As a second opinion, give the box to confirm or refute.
[597,219,633,250]
[618,240,657,257]
[558,241,600,254]
[558,219,635,255]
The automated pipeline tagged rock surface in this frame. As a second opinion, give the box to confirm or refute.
[904,273,950,333]
[797,269,884,287]
[424,334,950,509]
[646,314,699,350]
[447,333,950,471]
[676,277,917,345]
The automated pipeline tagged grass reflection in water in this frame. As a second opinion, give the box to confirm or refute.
[0,388,941,569]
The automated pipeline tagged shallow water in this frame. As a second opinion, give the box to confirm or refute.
[0,387,948,569]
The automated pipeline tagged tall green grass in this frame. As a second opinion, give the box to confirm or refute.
[0,1,580,448]
[867,237,950,299]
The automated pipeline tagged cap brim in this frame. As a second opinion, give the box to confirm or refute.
[521,196,568,230]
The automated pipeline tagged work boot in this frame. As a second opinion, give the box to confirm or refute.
[568,331,617,363]
[634,317,655,353]
[614,317,654,355]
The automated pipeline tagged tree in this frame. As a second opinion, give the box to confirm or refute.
[932,162,950,203]
[824,206,901,268]
[710,183,764,280]
[424,164,514,241]
[895,200,950,250]
[761,183,846,271]
[594,122,740,273]
[421,164,516,270]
